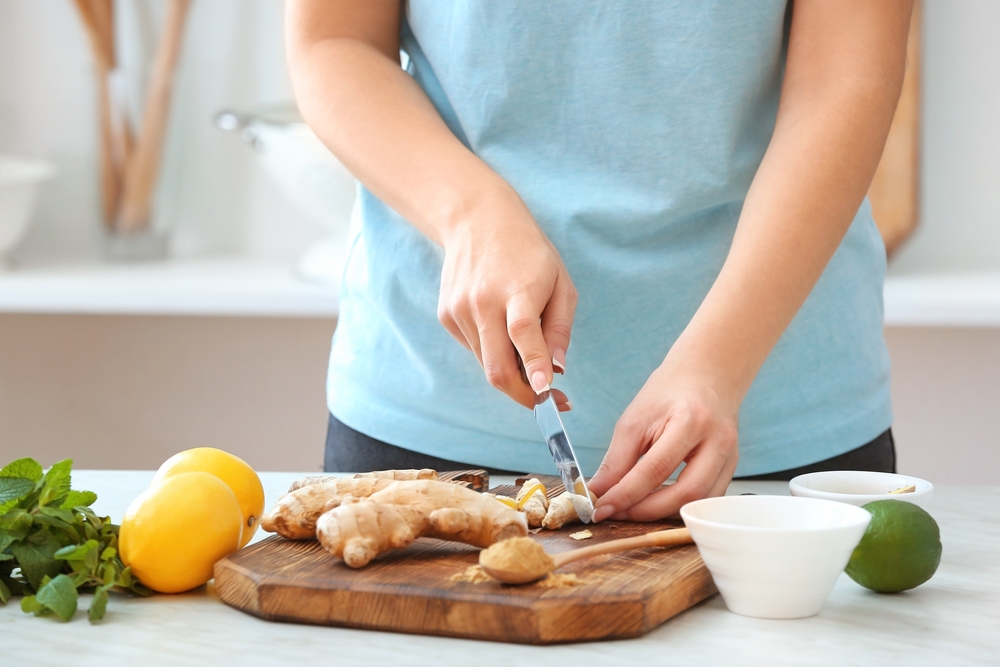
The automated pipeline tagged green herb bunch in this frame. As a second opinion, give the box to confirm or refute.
[0,458,151,622]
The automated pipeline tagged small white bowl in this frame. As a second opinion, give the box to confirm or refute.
[789,471,933,508]
[681,495,871,619]
[0,155,56,265]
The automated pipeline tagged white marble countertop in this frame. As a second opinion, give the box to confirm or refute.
[4,471,998,666]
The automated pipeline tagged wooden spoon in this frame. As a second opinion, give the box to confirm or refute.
[479,527,693,584]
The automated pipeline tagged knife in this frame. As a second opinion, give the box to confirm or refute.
[517,356,595,523]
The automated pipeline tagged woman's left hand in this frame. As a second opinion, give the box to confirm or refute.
[584,0,915,523]
[586,360,741,522]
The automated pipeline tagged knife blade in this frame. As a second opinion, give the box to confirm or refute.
[533,390,595,523]
[517,355,595,523]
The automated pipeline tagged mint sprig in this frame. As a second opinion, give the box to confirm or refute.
[0,458,152,622]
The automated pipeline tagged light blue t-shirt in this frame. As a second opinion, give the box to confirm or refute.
[327,0,892,477]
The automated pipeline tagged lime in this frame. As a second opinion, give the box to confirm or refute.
[845,499,942,593]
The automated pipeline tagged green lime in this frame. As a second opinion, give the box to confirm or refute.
[845,499,942,593]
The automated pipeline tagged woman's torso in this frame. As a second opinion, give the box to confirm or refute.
[326,0,892,476]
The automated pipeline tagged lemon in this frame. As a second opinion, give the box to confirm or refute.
[120,471,243,593]
[845,499,942,593]
[152,447,264,547]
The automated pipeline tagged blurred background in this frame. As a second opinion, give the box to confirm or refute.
[0,0,998,481]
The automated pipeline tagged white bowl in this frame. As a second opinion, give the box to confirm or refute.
[0,155,56,264]
[789,471,933,508]
[680,495,871,619]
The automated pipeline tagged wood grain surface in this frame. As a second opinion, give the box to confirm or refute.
[214,474,717,644]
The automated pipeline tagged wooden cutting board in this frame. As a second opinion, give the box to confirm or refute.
[214,473,717,644]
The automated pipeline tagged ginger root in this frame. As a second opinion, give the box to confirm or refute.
[261,477,398,539]
[287,469,438,492]
[316,480,528,568]
[541,491,596,530]
[355,469,438,482]
[515,478,549,528]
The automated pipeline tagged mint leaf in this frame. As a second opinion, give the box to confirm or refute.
[0,457,150,623]
[21,594,47,615]
[116,567,133,589]
[0,458,43,483]
[83,521,100,542]
[116,567,153,596]
[0,477,34,504]
[76,507,102,527]
[0,459,43,514]
[11,529,63,591]
[99,562,116,586]
[0,510,32,540]
[38,460,73,507]
[54,540,100,563]
[61,490,98,510]
[88,584,110,622]
[0,535,16,554]
[38,506,77,524]
[35,574,78,621]
[31,511,82,545]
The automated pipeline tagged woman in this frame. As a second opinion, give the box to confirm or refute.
[287,1,912,521]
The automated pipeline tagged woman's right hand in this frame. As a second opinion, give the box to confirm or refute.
[286,2,574,409]
[437,186,577,410]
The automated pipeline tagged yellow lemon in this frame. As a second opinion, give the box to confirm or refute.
[152,447,264,547]
[120,471,243,593]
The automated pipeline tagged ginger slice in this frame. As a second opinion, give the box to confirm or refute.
[316,480,528,568]
[516,480,546,509]
[483,492,519,510]
[542,492,590,530]
[516,478,549,528]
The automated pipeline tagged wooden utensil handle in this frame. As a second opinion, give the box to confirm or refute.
[552,527,692,567]
[118,0,192,233]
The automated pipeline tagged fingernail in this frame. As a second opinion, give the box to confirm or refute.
[592,505,615,523]
[558,401,573,412]
[529,370,550,394]
[553,349,566,373]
